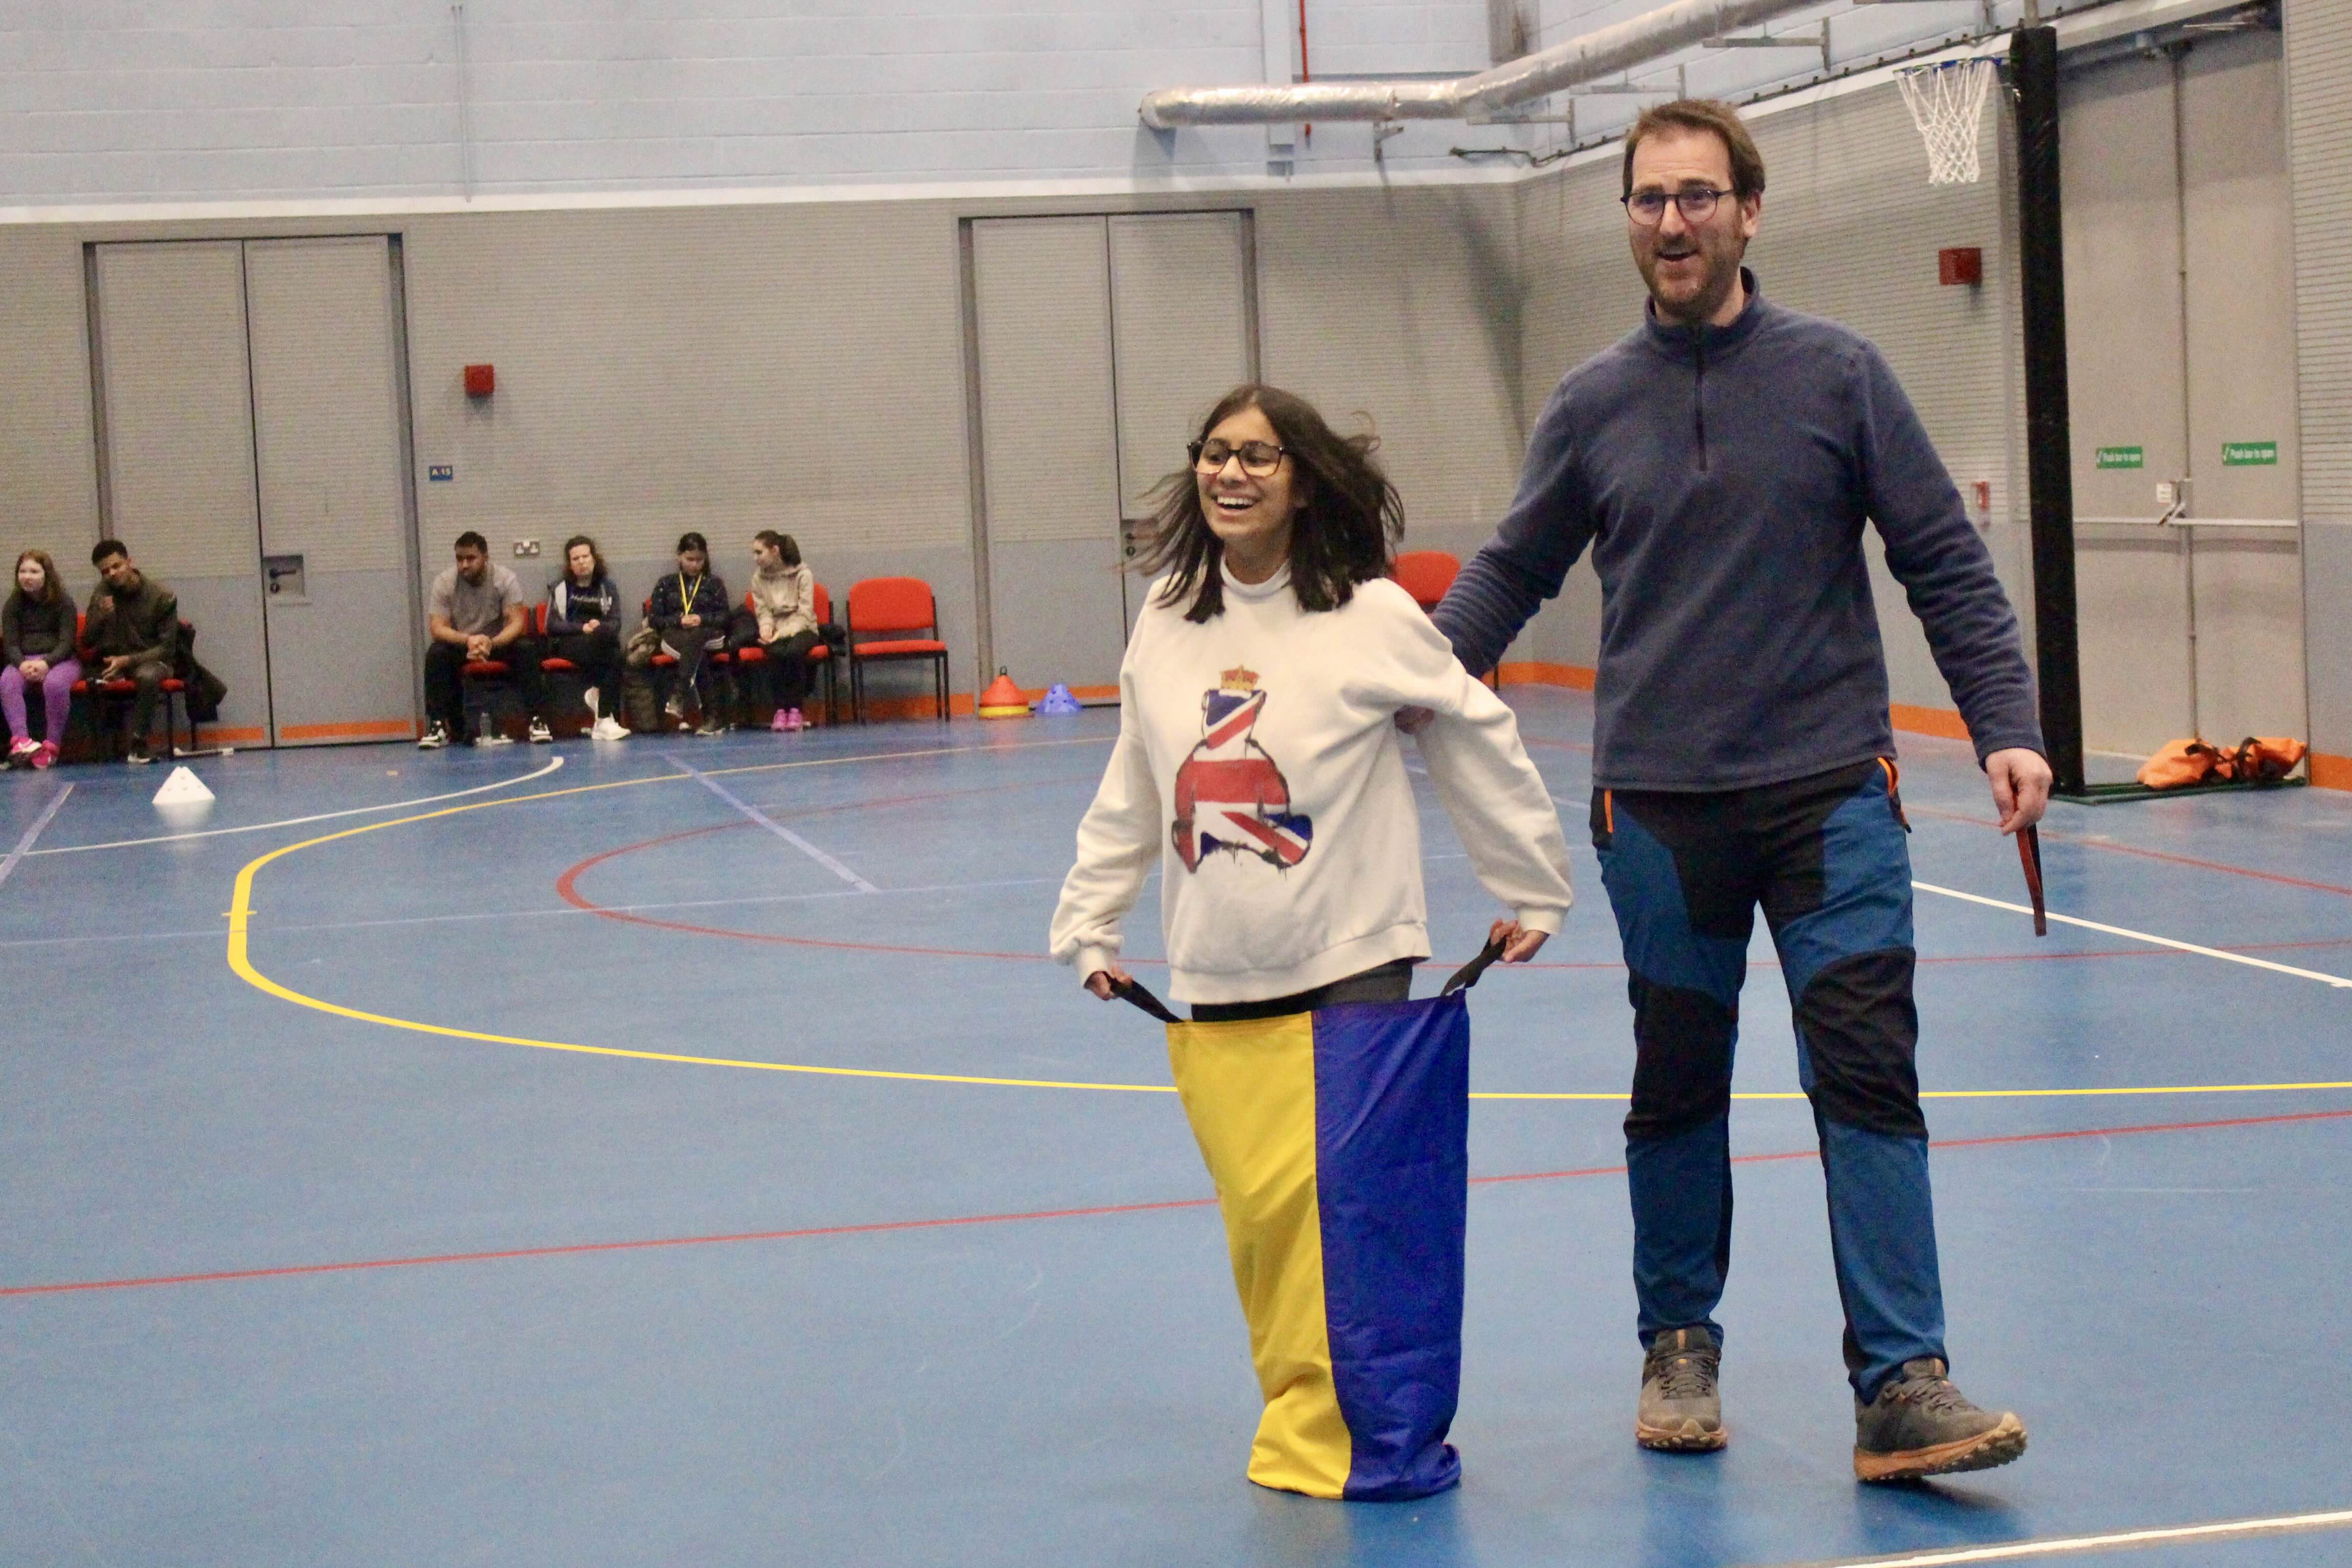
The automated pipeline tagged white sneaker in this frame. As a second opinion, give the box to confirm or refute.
[417,722,450,750]
[527,717,554,744]
[591,716,629,741]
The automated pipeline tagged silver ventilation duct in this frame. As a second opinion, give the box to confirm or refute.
[1139,0,1834,128]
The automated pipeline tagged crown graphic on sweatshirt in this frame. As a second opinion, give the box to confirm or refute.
[1219,665,1259,694]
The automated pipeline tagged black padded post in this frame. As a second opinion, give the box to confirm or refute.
[2010,25,2087,797]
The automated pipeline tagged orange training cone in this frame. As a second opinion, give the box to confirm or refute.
[978,668,1029,719]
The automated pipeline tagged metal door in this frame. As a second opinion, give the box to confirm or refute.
[1107,212,1258,637]
[92,237,420,749]
[970,216,1128,695]
[90,241,274,748]
[2061,29,2303,756]
[968,212,1258,694]
[243,237,422,745]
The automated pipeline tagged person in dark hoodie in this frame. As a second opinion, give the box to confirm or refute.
[646,531,732,736]
[545,534,628,741]
[2,549,79,769]
[1430,99,2048,1484]
[82,538,178,766]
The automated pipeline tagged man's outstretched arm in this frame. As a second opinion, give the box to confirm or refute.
[1430,388,1595,676]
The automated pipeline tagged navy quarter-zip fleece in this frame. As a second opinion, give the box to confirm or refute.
[1434,273,2043,791]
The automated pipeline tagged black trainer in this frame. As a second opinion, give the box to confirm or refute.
[1637,1326,1726,1451]
[1853,1357,2026,1483]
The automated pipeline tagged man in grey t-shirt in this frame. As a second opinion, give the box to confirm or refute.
[419,531,533,747]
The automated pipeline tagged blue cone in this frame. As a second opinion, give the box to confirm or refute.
[1037,683,1083,715]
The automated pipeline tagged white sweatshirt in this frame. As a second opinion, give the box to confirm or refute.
[1049,564,1573,1004]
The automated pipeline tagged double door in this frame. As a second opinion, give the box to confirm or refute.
[2061,29,2304,755]
[967,212,1259,692]
[90,237,421,747]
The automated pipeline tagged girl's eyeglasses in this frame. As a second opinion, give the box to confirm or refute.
[1189,439,1287,478]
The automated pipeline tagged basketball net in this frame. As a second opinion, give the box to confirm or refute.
[1895,58,1996,185]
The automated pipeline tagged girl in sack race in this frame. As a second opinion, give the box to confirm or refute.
[1047,384,1574,1500]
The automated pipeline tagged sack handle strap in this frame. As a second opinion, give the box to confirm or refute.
[1111,935,1511,1023]
[1441,934,1510,995]
[2016,824,2047,937]
[1110,973,1182,1024]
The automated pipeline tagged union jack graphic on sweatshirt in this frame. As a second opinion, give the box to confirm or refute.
[1171,666,1314,871]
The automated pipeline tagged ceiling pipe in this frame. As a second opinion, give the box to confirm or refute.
[1140,0,1832,127]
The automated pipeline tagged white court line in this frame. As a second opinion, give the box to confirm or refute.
[1775,1505,2352,1566]
[31,757,564,854]
[1914,880,2352,989]
[0,784,73,888]
[664,753,879,894]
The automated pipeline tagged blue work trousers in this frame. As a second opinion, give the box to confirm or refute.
[1593,759,1946,1401]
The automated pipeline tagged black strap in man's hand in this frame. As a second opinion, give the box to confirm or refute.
[2017,825,2047,937]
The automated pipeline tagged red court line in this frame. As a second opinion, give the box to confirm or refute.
[555,829,2352,973]
[9,1108,2346,1302]
[1909,803,2352,898]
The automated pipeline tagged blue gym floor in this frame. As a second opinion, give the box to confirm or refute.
[3,687,2347,1567]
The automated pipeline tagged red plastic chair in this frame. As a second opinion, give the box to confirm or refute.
[70,612,194,758]
[534,602,572,673]
[845,577,948,723]
[730,585,839,725]
[1393,551,1461,614]
[638,595,736,724]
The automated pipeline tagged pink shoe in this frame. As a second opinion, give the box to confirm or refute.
[31,742,57,769]
[784,708,806,732]
[770,709,791,733]
[7,738,35,766]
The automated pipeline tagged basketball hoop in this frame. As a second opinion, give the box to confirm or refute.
[1895,57,1998,185]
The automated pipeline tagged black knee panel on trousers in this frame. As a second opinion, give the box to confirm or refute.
[1624,976,1737,1142]
[1795,949,1926,1139]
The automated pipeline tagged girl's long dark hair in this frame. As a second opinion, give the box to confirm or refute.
[561,534,607,583]
[1133,384,1404,623]
[12,550,61,607]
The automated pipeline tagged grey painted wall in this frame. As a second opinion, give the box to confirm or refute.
[3,180,1527,726]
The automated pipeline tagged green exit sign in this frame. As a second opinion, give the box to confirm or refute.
[2095,446,2144,469]
[2222,441,2278,467]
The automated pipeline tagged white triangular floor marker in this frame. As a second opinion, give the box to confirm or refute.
[152,766,214,806]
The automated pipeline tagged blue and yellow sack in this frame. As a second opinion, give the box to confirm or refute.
[1115,943,1502,1501]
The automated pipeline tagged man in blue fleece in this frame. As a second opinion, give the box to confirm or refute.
[1433,99,2050,1483]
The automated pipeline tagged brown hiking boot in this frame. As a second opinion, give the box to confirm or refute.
[1852,1357,2027,1483]
[1637,1326,1726,1451]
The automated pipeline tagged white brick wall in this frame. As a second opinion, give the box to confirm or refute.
[3,1,1509,203]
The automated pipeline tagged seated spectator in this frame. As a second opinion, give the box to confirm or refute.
[82,539,177,766]
[2,550,79,769]
[546,534,627,741]
[419,531,533,749]
[646,531,731,737]
[728,530,821,733]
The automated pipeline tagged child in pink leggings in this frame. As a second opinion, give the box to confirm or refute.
[3,550,81,769]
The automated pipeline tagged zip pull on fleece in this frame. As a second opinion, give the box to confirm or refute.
[1690,322,1710,473]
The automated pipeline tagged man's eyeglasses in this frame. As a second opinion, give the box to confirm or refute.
[1190,438,1288,478]
[1622,187,1733,225]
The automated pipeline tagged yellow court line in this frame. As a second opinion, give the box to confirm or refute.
[223,760,2352,1104]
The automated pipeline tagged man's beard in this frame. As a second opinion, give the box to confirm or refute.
[1642,241,1743,325]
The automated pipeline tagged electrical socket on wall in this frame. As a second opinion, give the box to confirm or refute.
[513,539,541,557]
